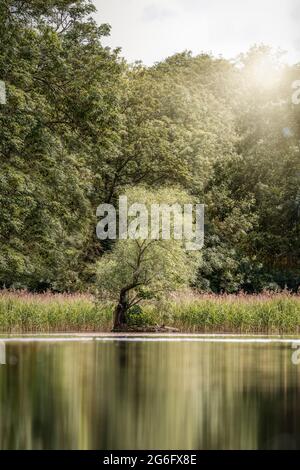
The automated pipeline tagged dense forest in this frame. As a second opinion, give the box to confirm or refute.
[0,0,299,294]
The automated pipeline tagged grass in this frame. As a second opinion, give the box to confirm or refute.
[0,290,112,333]
[0,290,300,334]
[148,291,300,334]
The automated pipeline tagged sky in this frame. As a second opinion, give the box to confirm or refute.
[94,0,300,65]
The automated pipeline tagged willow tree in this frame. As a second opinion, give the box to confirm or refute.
[96,187,201,330]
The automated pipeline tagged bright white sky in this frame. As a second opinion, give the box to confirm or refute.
[94,0,300,65]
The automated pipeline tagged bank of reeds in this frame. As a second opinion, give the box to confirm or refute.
[0,290,112,332]
[0,290,299,333]
[150,291,300,334]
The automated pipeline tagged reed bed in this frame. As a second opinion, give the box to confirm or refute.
[149,291,300,334]
[0,290,299,333]
[0,290,112,332]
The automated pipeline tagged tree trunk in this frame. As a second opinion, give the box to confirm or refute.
[113,289,129,330]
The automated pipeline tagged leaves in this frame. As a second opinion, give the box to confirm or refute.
[0,4,299,293]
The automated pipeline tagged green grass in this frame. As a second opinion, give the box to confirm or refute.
[148,292,300,334]
[0,291,113,332]
[0,290,300,333]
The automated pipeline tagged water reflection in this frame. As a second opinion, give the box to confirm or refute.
[0,339,300,449]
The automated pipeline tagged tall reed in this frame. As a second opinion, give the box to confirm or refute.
[0,290,299,333]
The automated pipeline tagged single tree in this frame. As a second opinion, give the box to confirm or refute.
[96,187,201,330]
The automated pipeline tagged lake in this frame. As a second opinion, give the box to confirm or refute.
[0,334,300,450]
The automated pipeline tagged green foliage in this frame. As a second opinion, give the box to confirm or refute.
[0,3,299,294]
[126,305,157,328]
[0,0,123,291]
[96,187,200,312]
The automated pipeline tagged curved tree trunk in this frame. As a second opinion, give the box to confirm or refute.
[113,289,129,330]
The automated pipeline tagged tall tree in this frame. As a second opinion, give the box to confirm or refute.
[0,0,122,290]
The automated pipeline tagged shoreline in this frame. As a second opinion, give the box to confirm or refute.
[1,332,300,340]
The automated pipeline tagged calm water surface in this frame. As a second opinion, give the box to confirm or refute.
[0,335,300,449]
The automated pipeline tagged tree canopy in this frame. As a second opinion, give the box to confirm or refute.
[0,1,299,293]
